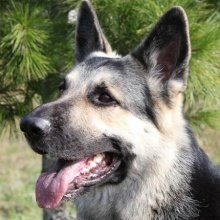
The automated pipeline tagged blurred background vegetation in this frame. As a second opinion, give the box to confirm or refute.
[0,0,219,219]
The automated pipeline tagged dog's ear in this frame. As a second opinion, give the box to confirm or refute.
[132,7,190,85]
[76,0,112,62]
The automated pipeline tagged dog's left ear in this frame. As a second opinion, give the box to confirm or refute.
[76,0,112,63]
[132,7,191,88]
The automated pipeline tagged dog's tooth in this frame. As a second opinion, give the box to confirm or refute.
[93,153,104,163]
[90,161,97,168]
[65,193,71,198]
[82,168,89,174]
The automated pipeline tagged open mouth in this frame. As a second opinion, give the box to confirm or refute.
[36,152,121,209]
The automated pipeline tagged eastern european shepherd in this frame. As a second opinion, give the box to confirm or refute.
[20,1,220,219]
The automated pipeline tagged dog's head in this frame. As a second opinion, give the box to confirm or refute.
[20,0,190,209]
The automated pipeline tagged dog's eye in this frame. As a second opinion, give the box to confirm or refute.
[58,80,66,93]
[88,84,118,107]
[98,93,115,104]
[89,90,118,107]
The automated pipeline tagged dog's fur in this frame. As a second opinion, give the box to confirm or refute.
[21,1,220,219]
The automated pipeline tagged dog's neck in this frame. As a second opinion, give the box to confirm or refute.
[76,133,199,220]
[113,148,198,220]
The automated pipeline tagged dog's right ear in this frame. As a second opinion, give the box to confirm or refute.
[75,0,112,63]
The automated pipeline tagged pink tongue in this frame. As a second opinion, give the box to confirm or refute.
[36,159,86,209]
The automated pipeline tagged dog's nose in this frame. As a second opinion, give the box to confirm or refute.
[20,116,51,136]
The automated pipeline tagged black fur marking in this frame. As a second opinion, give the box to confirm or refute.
[76,1,111,62]
[84,56,125,73]
[58,79,67,93]
[186,127,220,219]
[105,135,136,184]
[143,86,157,126]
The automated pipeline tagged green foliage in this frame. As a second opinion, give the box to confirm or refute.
[0,0,74,134]
[0,2,51,134]
[186,4,220,131]
[1,3,51,81]
[0,0,220,135]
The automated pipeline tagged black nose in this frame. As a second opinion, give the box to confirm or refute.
[20,116,51,136]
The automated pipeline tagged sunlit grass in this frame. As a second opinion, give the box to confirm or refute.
[0,138,41,220]
[198,129,220,166]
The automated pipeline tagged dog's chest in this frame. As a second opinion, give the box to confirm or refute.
[75,189,119,220]
[75,189,158,220]
[75,184,198,220]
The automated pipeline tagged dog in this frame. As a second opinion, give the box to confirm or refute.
[20,0,220,219]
